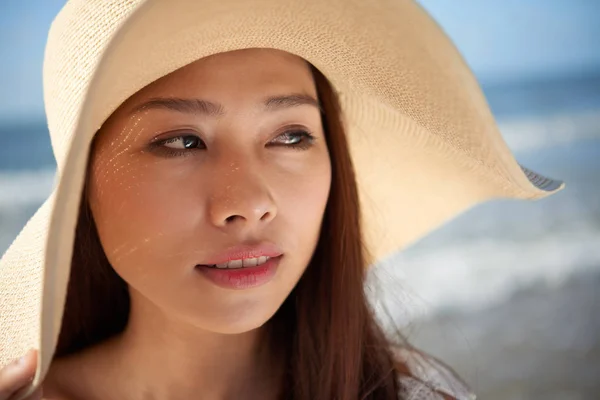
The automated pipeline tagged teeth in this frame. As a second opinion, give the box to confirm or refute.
[209,256,273,269]
[242,258,258,267]
[227,259,243,269]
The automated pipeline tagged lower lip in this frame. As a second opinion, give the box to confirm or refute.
[196,256,281,290]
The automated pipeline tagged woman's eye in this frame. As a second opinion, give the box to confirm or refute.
[162,135,205,150]
[270,130,315,150]
[148,134,206,158]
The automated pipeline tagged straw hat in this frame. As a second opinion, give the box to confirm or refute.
[0,0,563,395]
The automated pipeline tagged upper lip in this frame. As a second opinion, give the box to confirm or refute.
[198,242,283,265]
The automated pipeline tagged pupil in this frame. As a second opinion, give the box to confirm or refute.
[183,136,197,148]
[288,134,300,144]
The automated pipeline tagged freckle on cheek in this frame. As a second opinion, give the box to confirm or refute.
[93,115,151,197]
[97,116,144,165]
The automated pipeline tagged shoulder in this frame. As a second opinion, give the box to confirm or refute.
[394,345,476,400]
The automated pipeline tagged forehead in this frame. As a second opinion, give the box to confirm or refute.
[126,48,317,105]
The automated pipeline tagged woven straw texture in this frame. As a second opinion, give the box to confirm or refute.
[0,0,562,396]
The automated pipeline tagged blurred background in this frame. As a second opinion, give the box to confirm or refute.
[0,1,598,399]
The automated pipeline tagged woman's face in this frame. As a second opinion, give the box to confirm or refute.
[89,49,331,333]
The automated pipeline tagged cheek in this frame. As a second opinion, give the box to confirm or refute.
[88,156,204,275]
[283,172,330,230]
[274,154,332,258]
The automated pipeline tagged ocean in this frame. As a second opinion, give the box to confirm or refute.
[1,74,599,398]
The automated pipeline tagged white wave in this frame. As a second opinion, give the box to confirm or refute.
[498,109,600,152]
[369,226,600,323]
[0,169,56,209]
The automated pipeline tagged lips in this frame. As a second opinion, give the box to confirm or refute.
[196,254,282,290]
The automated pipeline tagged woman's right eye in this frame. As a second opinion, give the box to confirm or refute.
[149,134,206,158]
[162,135,206,150]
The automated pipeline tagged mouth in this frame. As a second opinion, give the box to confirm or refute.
[195,243,283,270]
[195,255,283,290]
[197,255,276,269]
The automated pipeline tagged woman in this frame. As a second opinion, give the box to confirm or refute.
[0,1,562,399]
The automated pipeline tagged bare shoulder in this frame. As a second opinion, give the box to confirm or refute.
[394,345,477,400]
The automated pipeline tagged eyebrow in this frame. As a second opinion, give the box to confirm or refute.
[264,94,322,112]
[130,97,225,117]
[129,93,322,116]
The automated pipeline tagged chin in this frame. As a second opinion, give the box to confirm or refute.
[213,321,267,335]
[191,300,281,335]
[204,314,272,335]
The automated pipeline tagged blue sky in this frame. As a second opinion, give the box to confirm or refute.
[0,0,599,121]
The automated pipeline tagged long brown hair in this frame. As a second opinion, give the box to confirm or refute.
[56,65,408,399]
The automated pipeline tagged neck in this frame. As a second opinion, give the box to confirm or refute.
[101,289,282,400]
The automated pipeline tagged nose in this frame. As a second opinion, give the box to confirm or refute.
[207,161,277,231]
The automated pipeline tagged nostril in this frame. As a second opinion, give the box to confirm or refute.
[260,211,273,221]
[225,215,241,223]
[219,209,274,225]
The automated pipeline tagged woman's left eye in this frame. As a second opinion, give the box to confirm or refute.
[269,130,315,150]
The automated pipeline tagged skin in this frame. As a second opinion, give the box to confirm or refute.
[36,49,332,400]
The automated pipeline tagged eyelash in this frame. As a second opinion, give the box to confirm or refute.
[148,129,316,158]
